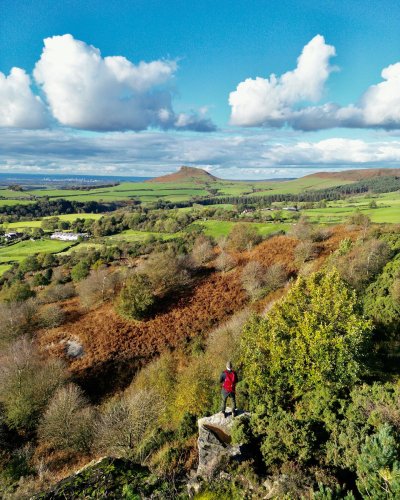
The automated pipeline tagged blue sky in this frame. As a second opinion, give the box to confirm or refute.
[1,0,400,178]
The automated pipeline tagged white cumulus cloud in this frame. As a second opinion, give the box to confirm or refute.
[32,34,214,132]
[229,35,400,131]
[229,35,336,127]
[0,67,48,128]
[361,63,400,128]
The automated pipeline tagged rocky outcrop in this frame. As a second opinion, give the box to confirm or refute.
[33,457,161,499]
[196,408,250,478]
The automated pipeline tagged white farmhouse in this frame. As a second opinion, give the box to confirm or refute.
[4,232,22,240]
[50,232,89,241]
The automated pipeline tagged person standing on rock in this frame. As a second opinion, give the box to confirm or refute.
[220,361,238,417]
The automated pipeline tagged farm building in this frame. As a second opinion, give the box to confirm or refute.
[5,232,22,240]
[50,232,89,241]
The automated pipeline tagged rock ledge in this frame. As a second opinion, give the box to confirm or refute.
[197,408,249,478]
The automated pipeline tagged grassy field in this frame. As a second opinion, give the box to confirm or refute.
[0,175,356,207]
[59,242,105,255]
[5,213,104,230]
[188,220,289,239]
[0,239,76,263]
[0,264,12,276]
[0,199,35,207]
[302,192,400,224]
[106,229,178,242]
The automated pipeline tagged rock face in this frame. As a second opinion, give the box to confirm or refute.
[196,408,249,479]
[33,457,160,499]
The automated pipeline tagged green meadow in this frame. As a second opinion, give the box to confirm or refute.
[0,264,12,276]
[0,239,76,264]
[188,220,289,239]
[302,192,400,224]
[106,229,178,242]
[0,175,356,206]
[4,213,104,231]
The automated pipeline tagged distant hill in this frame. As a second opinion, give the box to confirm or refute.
[305,168,400,182]
[149,166,219,183]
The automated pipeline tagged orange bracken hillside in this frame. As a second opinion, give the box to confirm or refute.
[37,226,360,397]
[305,167,400,181]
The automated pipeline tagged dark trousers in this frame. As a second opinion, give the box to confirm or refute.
[221,389,236,413]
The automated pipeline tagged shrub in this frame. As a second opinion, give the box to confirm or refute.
[215,251,237,272]
[191,236,215,266]
[263,263,288,293]
[39,384,94,453]
[326,382,400,471]
[71,260,90,282]
[129,352,176,421]
[0,337,66,431]
[173,356,215,424]
[241,261,287,300]
[0,281,35,303]
[32,272,50,287]
[290,216,314,241]
[338,239,392,290]
[348,210,371,230]
[94,389,164,460]
[0,299,38,345]
[77,269,121,308]
[241,261,266,299]
[40,282,75,303]
[294,241,317,265]
[140,251,192,297]
[392,279,400,304]
[19,255,40,273]
[115,273,155,320]
[356,424,400,498]
[311,227,332,243]
[231,414,253,445]
[206,309,250,379]
[39,304,65,328]
[241,270,372,466]
[227,223,261,252]
[363,255,400,336]
[0,445,34,484]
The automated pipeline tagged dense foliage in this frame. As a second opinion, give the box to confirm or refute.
[241,270,372,467]
[1,192,400,498]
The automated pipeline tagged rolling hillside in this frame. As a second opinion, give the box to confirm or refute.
[149,165,219,183]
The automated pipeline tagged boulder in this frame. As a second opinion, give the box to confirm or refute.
[196,408,249,479]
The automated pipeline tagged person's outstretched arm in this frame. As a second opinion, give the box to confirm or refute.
[219,372,226,384]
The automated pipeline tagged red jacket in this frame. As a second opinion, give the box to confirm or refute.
[220,369,238,393]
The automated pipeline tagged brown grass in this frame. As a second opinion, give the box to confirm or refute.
[37,227,360,398]
[38,272,246,394]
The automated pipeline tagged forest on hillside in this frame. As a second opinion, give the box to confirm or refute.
[0,207,400,498]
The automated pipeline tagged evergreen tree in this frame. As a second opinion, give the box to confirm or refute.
[241,269,372,466]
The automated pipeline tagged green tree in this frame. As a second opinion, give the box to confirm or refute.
[227,223,261,252]
[116,274,155,320]
[0,337,66,431]
[0,280,35,303]
[241,269,372,466]
[19,255,40,273]
[39,384,94,453]
[31,227,44,239]
[369,199,378,209]
[71,260,90,282]
[356,424,400,499]
[32,272,50,287]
